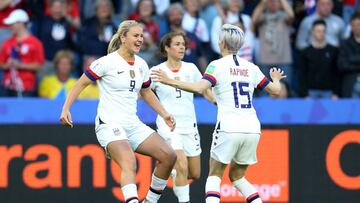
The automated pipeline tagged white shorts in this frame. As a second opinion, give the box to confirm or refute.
[158,129,201,157]
[210,131,260,165]
[95,117,155,156]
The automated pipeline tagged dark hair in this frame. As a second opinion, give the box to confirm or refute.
[312,19,326,29]
[350,12,360,22]
[157,32,188,58]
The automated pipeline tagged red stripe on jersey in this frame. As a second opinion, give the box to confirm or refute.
[86,66,100,79]
[203,73,217,86]
[257,76,269,90]
[142,79,151,88]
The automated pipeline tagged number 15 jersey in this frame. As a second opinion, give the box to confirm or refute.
[203,54,269,133]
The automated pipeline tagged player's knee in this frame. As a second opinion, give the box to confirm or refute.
[228,170,244,182]
[160,148,177,168]
[188,170,201,180]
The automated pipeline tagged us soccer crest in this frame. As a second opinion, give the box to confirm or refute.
[129,70,135,78]
[112,128,121,136]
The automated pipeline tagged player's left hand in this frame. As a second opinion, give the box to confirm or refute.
[151,69,171,85]
[163,114,176,132]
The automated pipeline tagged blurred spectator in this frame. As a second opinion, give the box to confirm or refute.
[297,19,339,98]
[38,50,76,99]
[130,0,170,16]
[80,0,131,24]
[296,0,345,50]
[44,0,80,30]
[166,3,208,72]
[0,0,23,46]
[343,0,357,24]
[32,0,73,77]
[338,12,360,98]
[199,0,222,34]
[129,0,158,67]
[211,0,255,62]
[181,0,209,43]
[78,0,116,58]
[0,9,44,97]
[78,55,99,99]
[252,0,294,84]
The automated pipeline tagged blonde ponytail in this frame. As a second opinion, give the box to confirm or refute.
[107,32,121,54]
[107,20,141,54]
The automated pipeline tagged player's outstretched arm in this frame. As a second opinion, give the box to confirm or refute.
[203,88,217,104]
[140,87,176,131]
[60,74,93,128]
[151,69,211,94]
[264,67,286,97]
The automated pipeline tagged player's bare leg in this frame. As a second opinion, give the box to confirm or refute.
[136,132,177,203]
[108,140,139,203]
[229,161,262,203]
[205,158,227,203]
[172,150,190,202]
[187,155,201,180]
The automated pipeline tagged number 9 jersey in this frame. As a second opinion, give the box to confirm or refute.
[202,54,269,133]
[84,51,151,127]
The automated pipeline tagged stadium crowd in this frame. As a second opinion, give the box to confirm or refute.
[0,0,359,99]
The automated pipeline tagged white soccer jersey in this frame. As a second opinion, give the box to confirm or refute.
[84,51,151,127]
[150,61,202,134]
[203,54,269,133]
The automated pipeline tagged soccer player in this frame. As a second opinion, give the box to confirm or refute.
[150,32,216,203]
[60,20,177,203]
[151,24,285,203]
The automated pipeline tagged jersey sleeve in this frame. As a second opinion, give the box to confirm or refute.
[202,62,217,87]
[192,63,203,82]
[141,62,151,88]
[149,66,157,90]
[84,59,104,81]
[255,65,270,90]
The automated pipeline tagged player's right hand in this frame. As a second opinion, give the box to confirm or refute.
[60,110,73,128]
[269,67,286,81]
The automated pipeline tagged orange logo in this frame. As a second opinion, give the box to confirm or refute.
[220,130,289,202]
[0,144,151,201]
[326,130,360,190]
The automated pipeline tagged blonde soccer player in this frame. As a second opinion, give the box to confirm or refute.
[151,24,286,203]
[60,20,177,203]
[150,32,216,203]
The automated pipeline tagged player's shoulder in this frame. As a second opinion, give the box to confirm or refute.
[135,55,148,67]
[150,61,166,71]
[181,61,198,70]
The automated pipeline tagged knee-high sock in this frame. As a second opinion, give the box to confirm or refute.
[232,177,262,203]
[173,184,190,203]
[122,184,139,203]
[205,176,221,203]
[144,174,167,203]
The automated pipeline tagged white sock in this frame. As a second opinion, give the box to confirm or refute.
[122,184,139,203]
[173,184,190,203]
[145,174,168,202]
[232,177,262,203]
[205,176,221,203]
